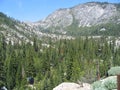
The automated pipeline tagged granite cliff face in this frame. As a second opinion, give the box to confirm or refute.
[34,2,120,29]
[37,8,73,28]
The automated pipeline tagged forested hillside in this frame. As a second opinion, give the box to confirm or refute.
[0,33,120,89]
[0,1,120,90]
[65,23,120,36]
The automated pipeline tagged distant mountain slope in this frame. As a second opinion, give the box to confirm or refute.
[0,12,35,44]
[32,2,120,36]
[0,12,73,44]
[0,2,120,43]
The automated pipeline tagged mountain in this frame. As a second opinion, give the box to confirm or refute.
[0,12,73,45]
[0,12,35,44]
[32,2,120,36]
[0,2,120,44]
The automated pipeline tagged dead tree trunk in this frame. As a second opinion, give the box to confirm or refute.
[117,75,120,90]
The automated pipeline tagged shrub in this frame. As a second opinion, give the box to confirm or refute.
[104,77,117,90]
[94,87,108,90]
[92,76,117,90]
[108,67,120,76]
[92,81,103,90]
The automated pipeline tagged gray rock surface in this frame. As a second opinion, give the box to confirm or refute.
[53,82,91,90]
[34,2,120,28]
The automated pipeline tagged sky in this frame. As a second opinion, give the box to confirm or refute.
[0,0,120,22]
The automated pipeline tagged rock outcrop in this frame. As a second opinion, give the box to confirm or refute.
[53,82,91,90]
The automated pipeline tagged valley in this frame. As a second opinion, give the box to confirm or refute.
[0,1,120,90]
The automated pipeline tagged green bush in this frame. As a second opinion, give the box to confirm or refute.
[92,81,104,90]
[92,76,117,90]
[108,67,120,76]
[104,77,117,90]
[94,87,108,90]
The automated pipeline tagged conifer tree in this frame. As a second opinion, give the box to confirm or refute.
[0,35,6,87]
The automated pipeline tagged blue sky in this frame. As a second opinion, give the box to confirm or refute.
[0,0,120,22]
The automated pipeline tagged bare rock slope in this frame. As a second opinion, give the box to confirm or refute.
[35,2,120,28]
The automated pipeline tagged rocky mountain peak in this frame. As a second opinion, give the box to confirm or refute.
[71,2,117,27]
[35,8,73,28]
[34,2,120,29]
